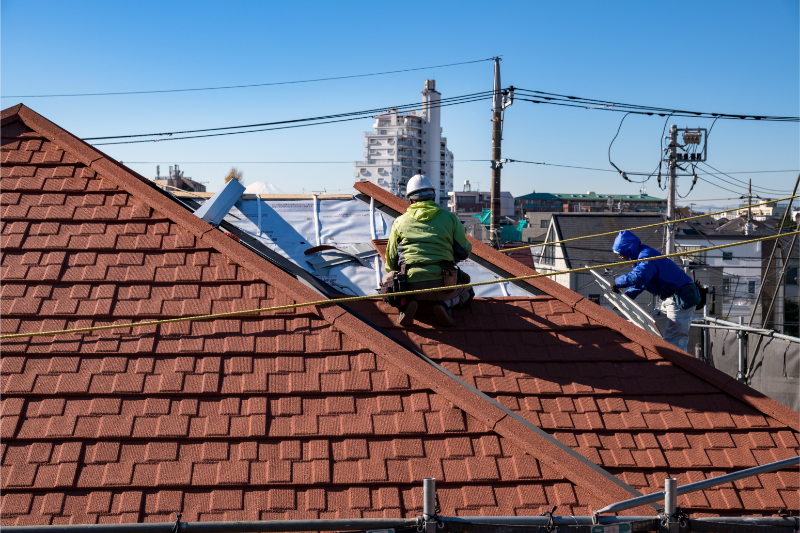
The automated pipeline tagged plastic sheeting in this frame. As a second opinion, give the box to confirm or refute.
[204,196,538,298]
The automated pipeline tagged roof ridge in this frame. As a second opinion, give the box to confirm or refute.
[353,181,800,432]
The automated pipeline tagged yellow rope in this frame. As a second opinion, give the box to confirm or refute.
[501,194,799,253]
[2,231,797,340]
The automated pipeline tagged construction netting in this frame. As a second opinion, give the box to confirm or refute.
[706,328,799,411]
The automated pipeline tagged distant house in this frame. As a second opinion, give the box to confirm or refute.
[533,213,667,314]
[676,216,798,329]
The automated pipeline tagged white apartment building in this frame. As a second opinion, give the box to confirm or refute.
[354,79,454,209]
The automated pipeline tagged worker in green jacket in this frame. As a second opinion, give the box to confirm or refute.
[384,175,473,327]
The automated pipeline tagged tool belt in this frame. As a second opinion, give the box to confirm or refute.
[381,261,466,308]
[661,281,702,310]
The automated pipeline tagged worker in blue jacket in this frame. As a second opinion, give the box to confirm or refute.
[611,230,700,351]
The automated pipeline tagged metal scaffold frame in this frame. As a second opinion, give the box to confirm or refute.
[4,457,798,533]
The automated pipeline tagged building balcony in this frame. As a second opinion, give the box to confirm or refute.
[355,159,398,166]
[397,139,421,148]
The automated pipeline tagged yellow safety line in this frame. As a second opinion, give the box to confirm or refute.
[501,194,799,253]
[2,231,797,340]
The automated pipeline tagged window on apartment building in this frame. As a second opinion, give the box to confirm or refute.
[589,294,602,305]
[540,220,549,229]
[748,280,756,294]
[380,130,387,134]
[723,279,731,295]
[722,251,733,261]
[787,267,798,285]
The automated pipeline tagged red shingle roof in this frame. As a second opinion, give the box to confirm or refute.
[0,105,797,526]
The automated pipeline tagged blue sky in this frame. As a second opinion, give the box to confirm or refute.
[2,0,798,207]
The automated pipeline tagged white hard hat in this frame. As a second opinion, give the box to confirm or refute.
[405,174,435,199]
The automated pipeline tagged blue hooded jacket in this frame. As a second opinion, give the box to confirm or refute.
[612,230,692,300]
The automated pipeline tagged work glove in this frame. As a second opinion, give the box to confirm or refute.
[611,284,621,294]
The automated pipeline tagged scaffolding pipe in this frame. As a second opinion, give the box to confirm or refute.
[5,516,800,533]
[664,478,677,516]
[702,300,709,362]
[595,455,800,515]
[747,172,800,327]
[423,477,436,520]
[737,316,746,381]
[702,316,800,344]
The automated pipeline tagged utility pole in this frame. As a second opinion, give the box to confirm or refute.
[665,125,678,254]
[489,57,503,247]
[488,58,514,247]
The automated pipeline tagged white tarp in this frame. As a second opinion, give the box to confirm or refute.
[201,195,537,298]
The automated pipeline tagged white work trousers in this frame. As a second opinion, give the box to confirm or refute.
[652,297,694,352]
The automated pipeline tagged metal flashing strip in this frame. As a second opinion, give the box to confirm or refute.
[340,304,656,509]
[354,193,545,296]
[193,178,246,225]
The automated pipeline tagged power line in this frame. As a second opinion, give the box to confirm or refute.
[693,167,791,195]
[507,159,617,173]
[90,94,493,145]
[514,88,799,122]
[86,91,492,141]
[2,58,495,99]
[699,162,792,193]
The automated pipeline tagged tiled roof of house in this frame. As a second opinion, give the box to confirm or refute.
[0,105,638,524]
[0,105,797,527]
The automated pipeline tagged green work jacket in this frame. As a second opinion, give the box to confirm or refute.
[385,200,472,282]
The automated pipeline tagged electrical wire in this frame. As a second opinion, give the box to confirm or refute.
[608,112,632,181]
[514,88,799,122]
[2,58,495,98]
[86,91,493,141]
[694,168,777,196]
[125,159,490,164]
[700,162,792,193]
[90,95,493,145]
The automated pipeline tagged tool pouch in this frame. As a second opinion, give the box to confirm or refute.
[674,281,701,310]
[441,260,458,287]
[695,281,709,311]
[381,266,408,308]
